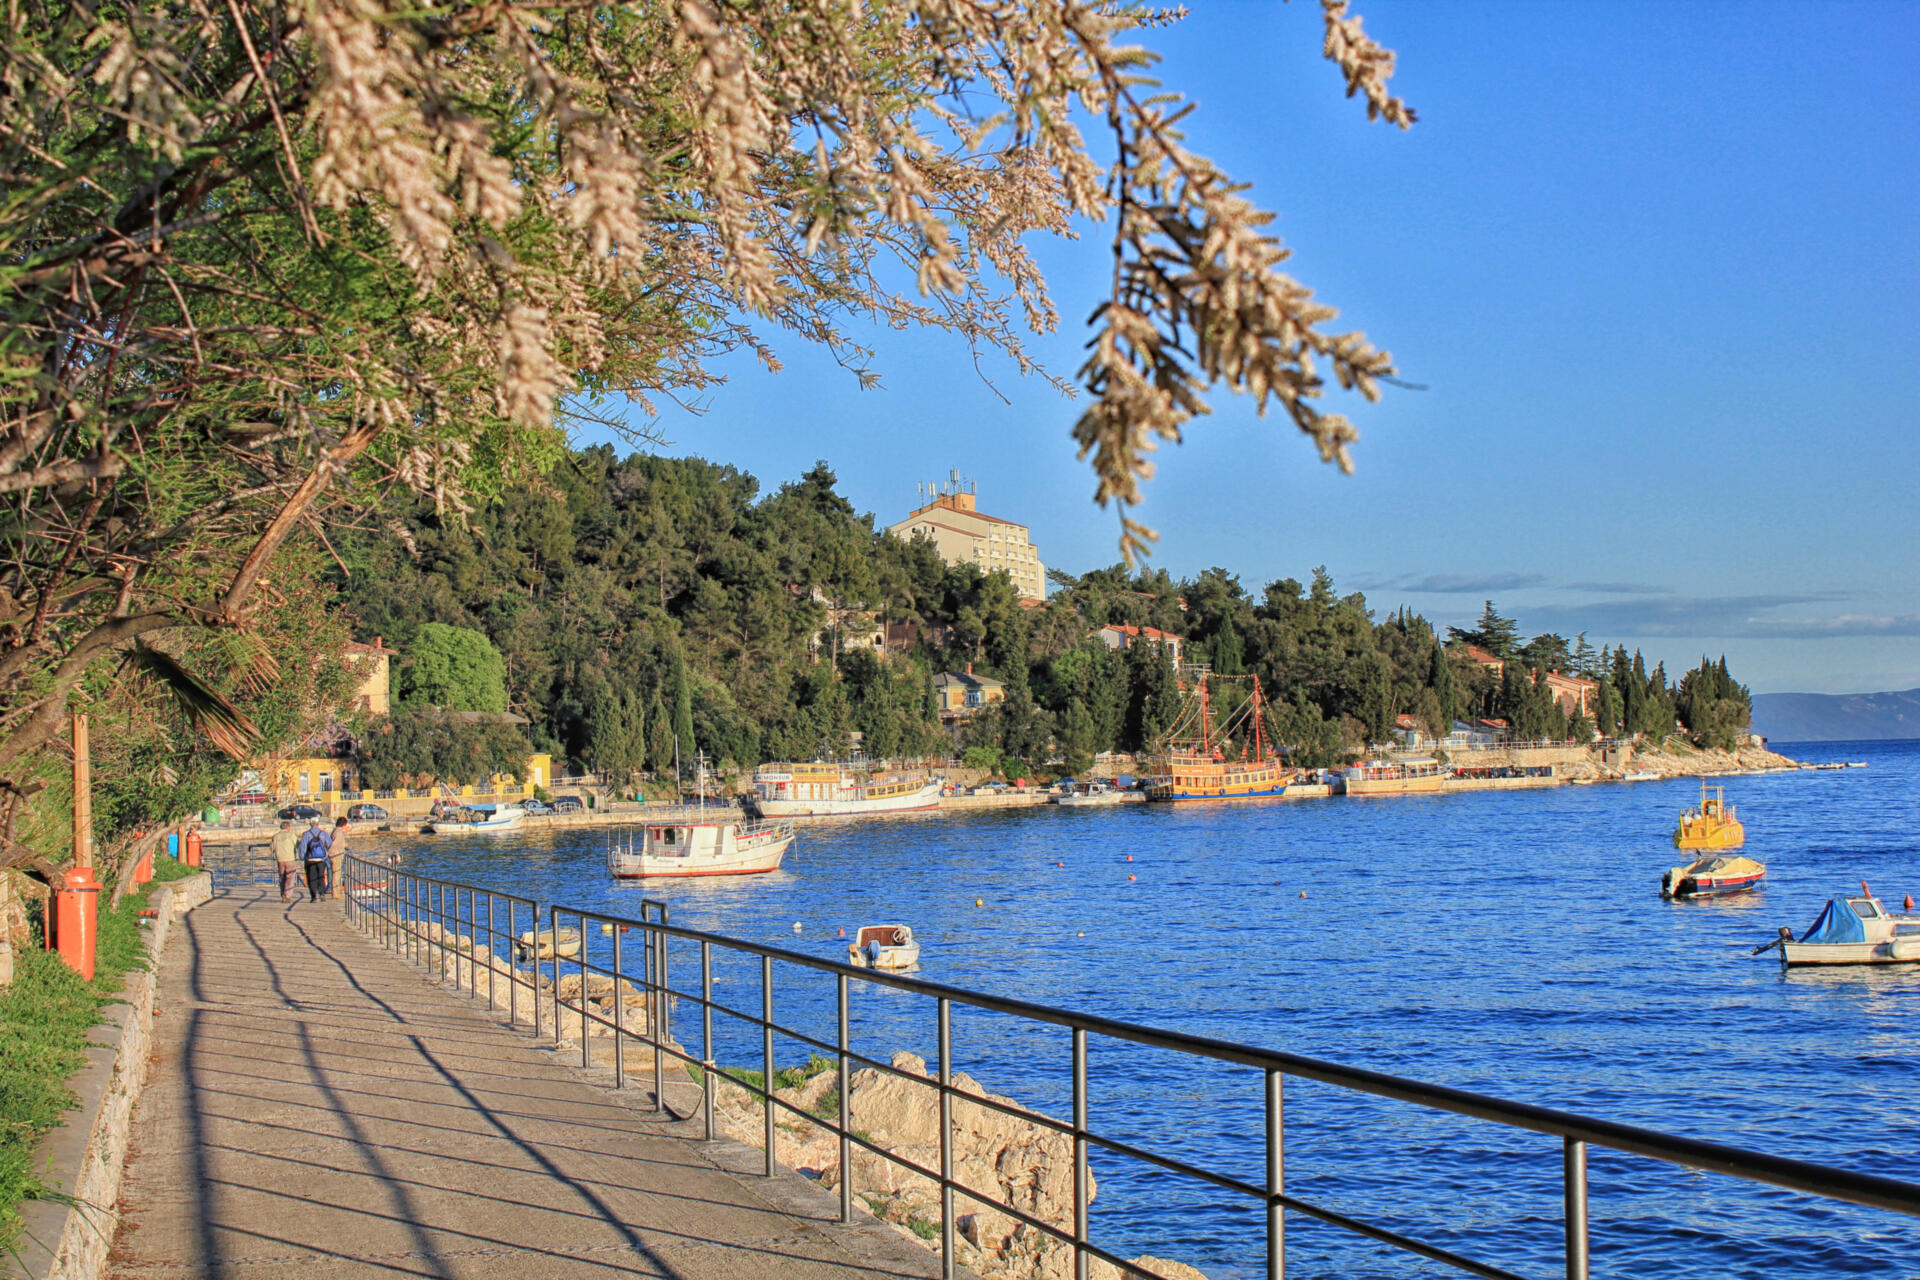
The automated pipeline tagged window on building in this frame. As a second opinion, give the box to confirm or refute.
[297,771,310,793]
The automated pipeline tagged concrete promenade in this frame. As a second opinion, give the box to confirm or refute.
[107,875,947,1279]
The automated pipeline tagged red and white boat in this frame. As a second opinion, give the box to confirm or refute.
[606,809,794,878]
[1661,853,1767,898]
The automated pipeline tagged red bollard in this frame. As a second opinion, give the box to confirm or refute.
[135,844,154,885]
[184,828,203,868]
[51,866,100,982]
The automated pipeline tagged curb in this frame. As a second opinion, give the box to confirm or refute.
[10,871,212,1280]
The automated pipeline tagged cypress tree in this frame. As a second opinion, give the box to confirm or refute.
[673,653,696,763]
[1429,637,1455,733]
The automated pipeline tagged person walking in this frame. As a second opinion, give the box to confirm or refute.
[298,818,332,903]
[271,820,301,902]
[329,817,350,899]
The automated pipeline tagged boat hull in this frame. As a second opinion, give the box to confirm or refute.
[1343,775,1447,796]
[1057,792,1125,807]
[1147,784,1293,802]
[609,832,793,878]
[1673,824,1744,851]
[1671,872,1766,897]
[1781,939,1920,967]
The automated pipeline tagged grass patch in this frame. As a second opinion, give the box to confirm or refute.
[1,865,195,1255]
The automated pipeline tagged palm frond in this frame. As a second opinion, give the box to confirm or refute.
[126,645,264,760]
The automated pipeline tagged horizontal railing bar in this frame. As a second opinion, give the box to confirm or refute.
[593,913,1920,1218]
[1272,1190,1530,1280]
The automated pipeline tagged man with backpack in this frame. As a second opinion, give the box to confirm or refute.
[297,818,332,902]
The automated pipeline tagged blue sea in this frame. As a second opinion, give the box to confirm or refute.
[346,740,1920,1279]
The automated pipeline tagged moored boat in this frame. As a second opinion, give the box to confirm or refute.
[515,926,581,960]
[848,923,920,970]
[1342,760,1448,796]
[1672,783,1743,850]
[607,811,794,877]
[1145,671,1298,802]
[1057,781,1125,807]
[750,762,943,817]
[1623,769,1660,782]
[1661,853,1766,898]
[1756,885,1920,967]
[425,802,527,834]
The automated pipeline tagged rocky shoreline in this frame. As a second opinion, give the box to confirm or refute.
[707,1051,1208,1280]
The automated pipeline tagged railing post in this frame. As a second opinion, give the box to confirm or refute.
[486,895,497,1011]
[1564,1138,1589,1280]
[1267,1069,1285,1280]
[701,940,715,1142]
[612,920,625,1090]
[549,905,562,1047]
[761,954,775,1177]
[837,971,852,1225]
[578,911,590,1069]
[1073,1026,1088,1280]
[939,996,954,1280]
[651,925,665,1110]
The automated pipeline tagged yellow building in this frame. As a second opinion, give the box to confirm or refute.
[886,479,1045,602]
[343,637,397,715]
[932,669,1006,724]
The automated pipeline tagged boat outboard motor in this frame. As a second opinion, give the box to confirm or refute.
[865,939,883,965]
[1750,925,1794,957]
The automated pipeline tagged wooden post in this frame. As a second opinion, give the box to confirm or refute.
[72,712,91,869]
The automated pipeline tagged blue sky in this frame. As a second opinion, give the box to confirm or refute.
[583,1,1919,696]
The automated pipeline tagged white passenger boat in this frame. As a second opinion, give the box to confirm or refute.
[425,803,527,834]
[848,923,920,970]
[606,810,794,878]
[1758,886,1920,967]
[750,762,943,817]
[1057,782,1124,807]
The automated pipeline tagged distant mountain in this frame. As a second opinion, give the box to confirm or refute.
[1751,688,1920,743]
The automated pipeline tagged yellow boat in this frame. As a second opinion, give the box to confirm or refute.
[1673,784,1744,851]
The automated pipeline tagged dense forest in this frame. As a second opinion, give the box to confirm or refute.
[331,450,1754,782]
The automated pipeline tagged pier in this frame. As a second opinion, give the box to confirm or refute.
[106,869,949,1279]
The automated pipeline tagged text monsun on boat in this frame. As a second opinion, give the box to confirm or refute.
[1146,669,1298,802]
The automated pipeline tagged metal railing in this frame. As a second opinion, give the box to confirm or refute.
[340,856,1920,1280]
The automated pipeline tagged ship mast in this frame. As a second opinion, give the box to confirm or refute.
[1251,675,1266,761]
[1198,674,1211,755]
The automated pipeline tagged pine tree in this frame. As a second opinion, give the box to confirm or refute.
[1428,637,1455,733]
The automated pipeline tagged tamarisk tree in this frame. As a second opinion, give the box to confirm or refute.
[0,0,1410,865]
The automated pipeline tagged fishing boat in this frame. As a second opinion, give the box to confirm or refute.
[425,802,527,834]
[1672,783,1743,850]
[1341,760,1448,796]
[1146,671,1298,802]
[847,923,920,970]
[1661,853,1767,898]
[606,809,795,877]
[1057,781,1125,808]
[1755,885,1920,967]
[749,762,943,817]
[515,926,581,960]
[1623,768,1660,782]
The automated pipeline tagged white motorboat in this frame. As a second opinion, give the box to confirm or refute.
[1623,769,1660,782]
[516,926,581,960]
[1758,885,1920,967]
[848,923,920,970]
[1057,782,1124,807]
[426,803,527,834]
[607,811,794,878]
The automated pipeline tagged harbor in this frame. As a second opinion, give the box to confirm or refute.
[292,737,1919,1280]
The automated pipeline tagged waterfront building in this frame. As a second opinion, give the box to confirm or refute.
[1540,670,1597,718]
[886,475,1046,602]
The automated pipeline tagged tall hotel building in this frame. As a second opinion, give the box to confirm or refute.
[886,475,1046,602]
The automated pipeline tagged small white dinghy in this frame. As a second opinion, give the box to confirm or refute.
[848,923,920,970]
[516,927,581,960]
[1756,883,1920,968]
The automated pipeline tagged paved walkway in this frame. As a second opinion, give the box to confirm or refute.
[109,875,943,1279]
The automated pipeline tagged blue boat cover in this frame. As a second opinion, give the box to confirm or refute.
[1800,898,1868,945]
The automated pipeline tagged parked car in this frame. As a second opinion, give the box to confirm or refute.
[522,799,554,815]
[551,795,585,813]
[231,790,270,806]
[974,781,1009,795]
[277,803,322,821]
[345,803,388,821]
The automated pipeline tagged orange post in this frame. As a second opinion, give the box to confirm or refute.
[52,867,100,982]
[134,844,154,885]
[184,828,203,868]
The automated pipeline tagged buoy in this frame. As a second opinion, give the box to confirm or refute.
[1077,931,1085,937]
[600,923,613,935]
[793,922,803,932]
[838,926,846,938]
[1907,894,1915,912]
[1127,874,1136,882]
[1056,860,1064,867]
[975,898,984,907]
[1298,891,1307,898]
[1125,855,1133,862]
